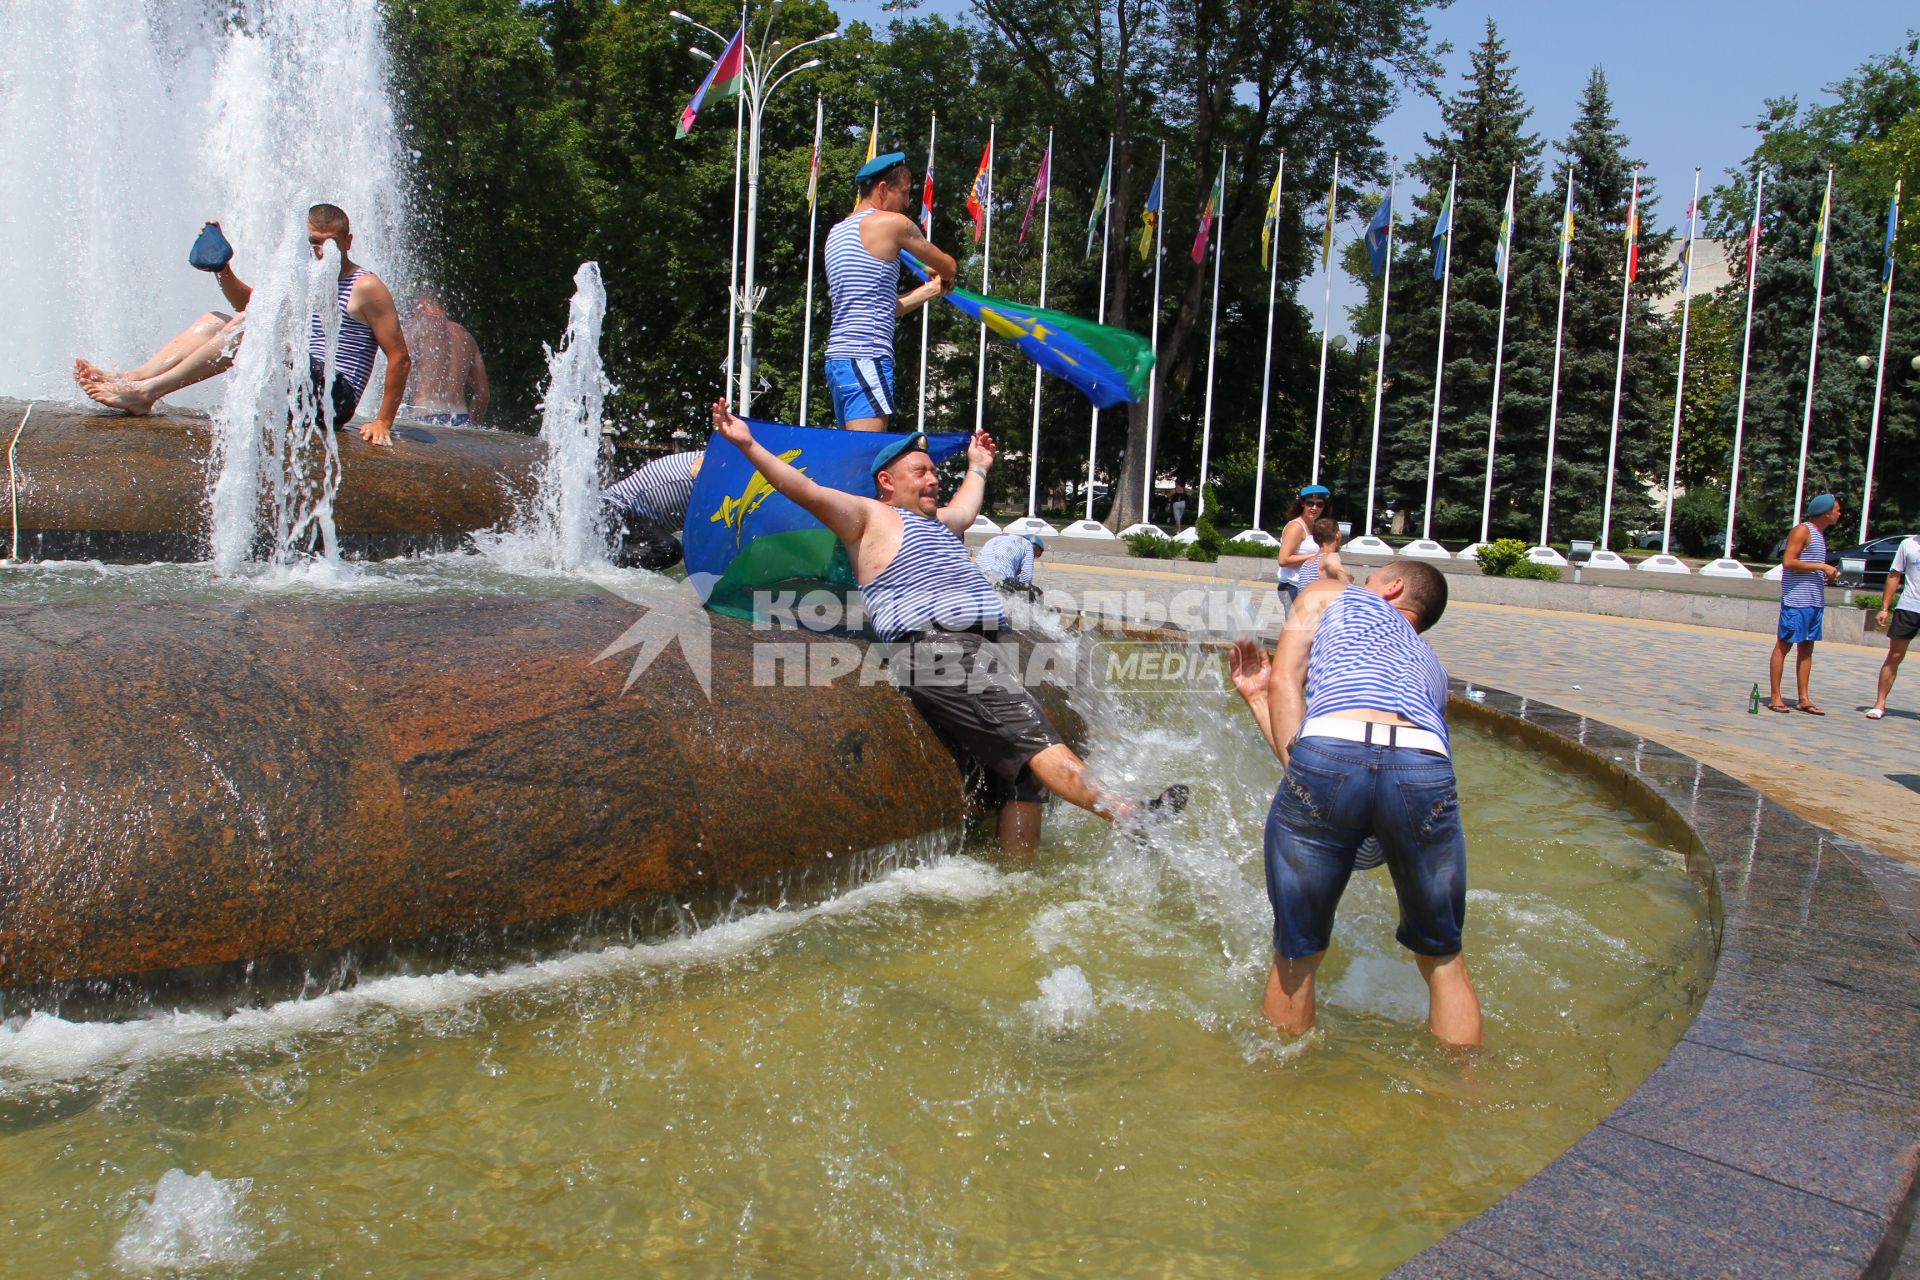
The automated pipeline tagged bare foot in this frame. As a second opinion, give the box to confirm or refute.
[84,379,154,415]
[73,357,117,389]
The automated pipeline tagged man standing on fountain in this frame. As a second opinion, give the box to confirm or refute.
[1229,563,1483,1047]
[74,203,411,446]
[822,153,957,431]
[711,399,1185,851]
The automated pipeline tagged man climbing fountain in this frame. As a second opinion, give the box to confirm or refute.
[710,399,1184,851]
[73,203,411,446]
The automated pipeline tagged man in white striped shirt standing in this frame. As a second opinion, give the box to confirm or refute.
[822,153,957,431]
[1230,562,1483,1047]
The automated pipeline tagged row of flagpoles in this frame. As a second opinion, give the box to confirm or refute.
[764,98,1906,561]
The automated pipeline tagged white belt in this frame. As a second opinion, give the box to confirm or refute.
[1297,715,1449,758]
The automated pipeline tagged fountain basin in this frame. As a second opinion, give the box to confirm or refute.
[0,585,1081,992]
[0,398,540,561]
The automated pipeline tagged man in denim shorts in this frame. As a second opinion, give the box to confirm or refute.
[1230,561,1483,1046]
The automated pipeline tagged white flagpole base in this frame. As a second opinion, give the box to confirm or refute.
[967,515,1004,534]
[1344,535,1396,556]
[1636,554,1692,574]
[1584,549,1632,570]
[1059,520,1118,539]
[1699,558,1754,579]
[1762,564,1785,581]
[1456,541,1487,561]
[1003,516,1060,537]
[1171,527,1201,544]
[1525,546,1569,566]
[1399,539,1453,560]
[1117,523,1168,539]
[1228,529,1279,547]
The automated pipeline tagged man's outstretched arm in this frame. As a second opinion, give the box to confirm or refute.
[935,431,998,534]
[710,401,871,545]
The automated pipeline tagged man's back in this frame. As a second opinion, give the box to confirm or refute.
[405,313,486,418]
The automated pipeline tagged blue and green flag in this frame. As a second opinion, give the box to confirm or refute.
[685,421,971,620]
[905,256,1154,407]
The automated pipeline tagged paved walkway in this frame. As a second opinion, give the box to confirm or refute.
[1043,560,1920,864]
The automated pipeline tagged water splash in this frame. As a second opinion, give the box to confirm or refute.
[521,262,613,570]
[111,1169,258,1273]
[0,0,410,405]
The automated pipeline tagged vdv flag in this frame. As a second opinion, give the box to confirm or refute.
[1431,182,1453,280]
[686,421,971,621]
[1137,166,1163,260]
[904,255,1154,407]
[676,24,745,139]
[1364,193,1393,277]
[1885,184,1902,294]
[1494,169,1516,284]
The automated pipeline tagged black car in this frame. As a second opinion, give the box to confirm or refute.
[1828,533,1915,589]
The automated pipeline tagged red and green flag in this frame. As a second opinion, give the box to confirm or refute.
[1191,155,1225,264]
[675,24,745,140]
[1623,173,1641,282]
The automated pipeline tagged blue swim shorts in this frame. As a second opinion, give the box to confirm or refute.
[1263,736,1467,960]
[824,356,896,425]
[1778,605,1824,643]
[414,411,471,427]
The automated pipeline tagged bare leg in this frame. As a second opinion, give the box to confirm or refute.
[1416,952,1483,1046]
[1796,640,1817,709]
[75,312,234,387]
[1262,952,1324,1034]
[84,325,240,415]
[1871,638,1909,714]
[997,800,1044,855]
[1024,743,1129,820]
[1768,639,1792,709]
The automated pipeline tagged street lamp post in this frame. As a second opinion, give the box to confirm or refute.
[672,6,836,415]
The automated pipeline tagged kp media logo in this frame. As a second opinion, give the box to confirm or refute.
[1087,640,1227,694]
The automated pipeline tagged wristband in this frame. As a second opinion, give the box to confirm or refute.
[969,465,989,479]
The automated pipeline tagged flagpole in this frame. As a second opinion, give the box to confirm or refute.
[1596,168,1640,562]
[1361,175,1396,540]
[1413,162,1457,554]
[1251,151,1286,535]
[1083,135,1115,525]
[1860,178,1901,543]
[798,93,823,425]
[1705,168,1766,578]
[1311,154,1339,486]
[1026,127,1054,524]
[724,69,745,402]
[974,120,995,439]
[917,112,937,434]
[1651,168,1701,568]
[1474,163,1517,553]
[1141,140,1166,525]
[1792,165,1835,523]
[1536,164,1575,558]
[1194,146,1226,526]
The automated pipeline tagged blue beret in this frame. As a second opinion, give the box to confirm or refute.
[857,151,907,184]
[870,432,930,477]
[1299,484,1330,498]
[1022,534,1046,552]
[1806,493,1836,516]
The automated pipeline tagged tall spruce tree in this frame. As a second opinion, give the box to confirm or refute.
[1530,69,1676,549]
[1376,22,1559,542]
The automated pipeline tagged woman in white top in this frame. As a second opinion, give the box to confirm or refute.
[1275,484,1331,603]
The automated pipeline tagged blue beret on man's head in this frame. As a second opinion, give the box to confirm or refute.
[870,432,931,477]
[857,152,908,185]
[1807,493,1837,516]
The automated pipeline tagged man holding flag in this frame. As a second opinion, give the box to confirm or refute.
[708,399,1187,851]
[823,152,959,431]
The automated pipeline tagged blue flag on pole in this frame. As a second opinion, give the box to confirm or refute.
[685,421,971,620]
[1365,194,1393,277]
[1430,184,1452,280]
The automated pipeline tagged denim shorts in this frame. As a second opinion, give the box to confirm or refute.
[1778,604,1824,643]
[1263,736,1467,959]
[824,356,895,425]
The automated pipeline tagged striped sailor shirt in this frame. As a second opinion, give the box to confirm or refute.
[1304,586,1451,745]
[604,451,701,539]
[824,210,900,361]
[861,510,1008,642]
[309,269,380,395]
[1780,523,1828,610]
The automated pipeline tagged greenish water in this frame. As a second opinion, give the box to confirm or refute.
[0,678,1711,1278]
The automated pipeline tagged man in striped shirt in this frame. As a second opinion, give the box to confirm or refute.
[822,153,957,431]
[1230,562,1483,1046]
[603,450,703,569]
[1767,493,1842,714]
[711,400,1184,851]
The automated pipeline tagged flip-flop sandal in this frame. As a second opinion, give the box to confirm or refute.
[1768,703,1793,713]
[1799,705,1826,716]
[1866,708,1887,720]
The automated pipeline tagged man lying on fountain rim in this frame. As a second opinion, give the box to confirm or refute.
[710,399,1185,853]
[74,203,411,446]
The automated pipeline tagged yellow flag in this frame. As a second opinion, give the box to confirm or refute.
[852,102,879,213]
